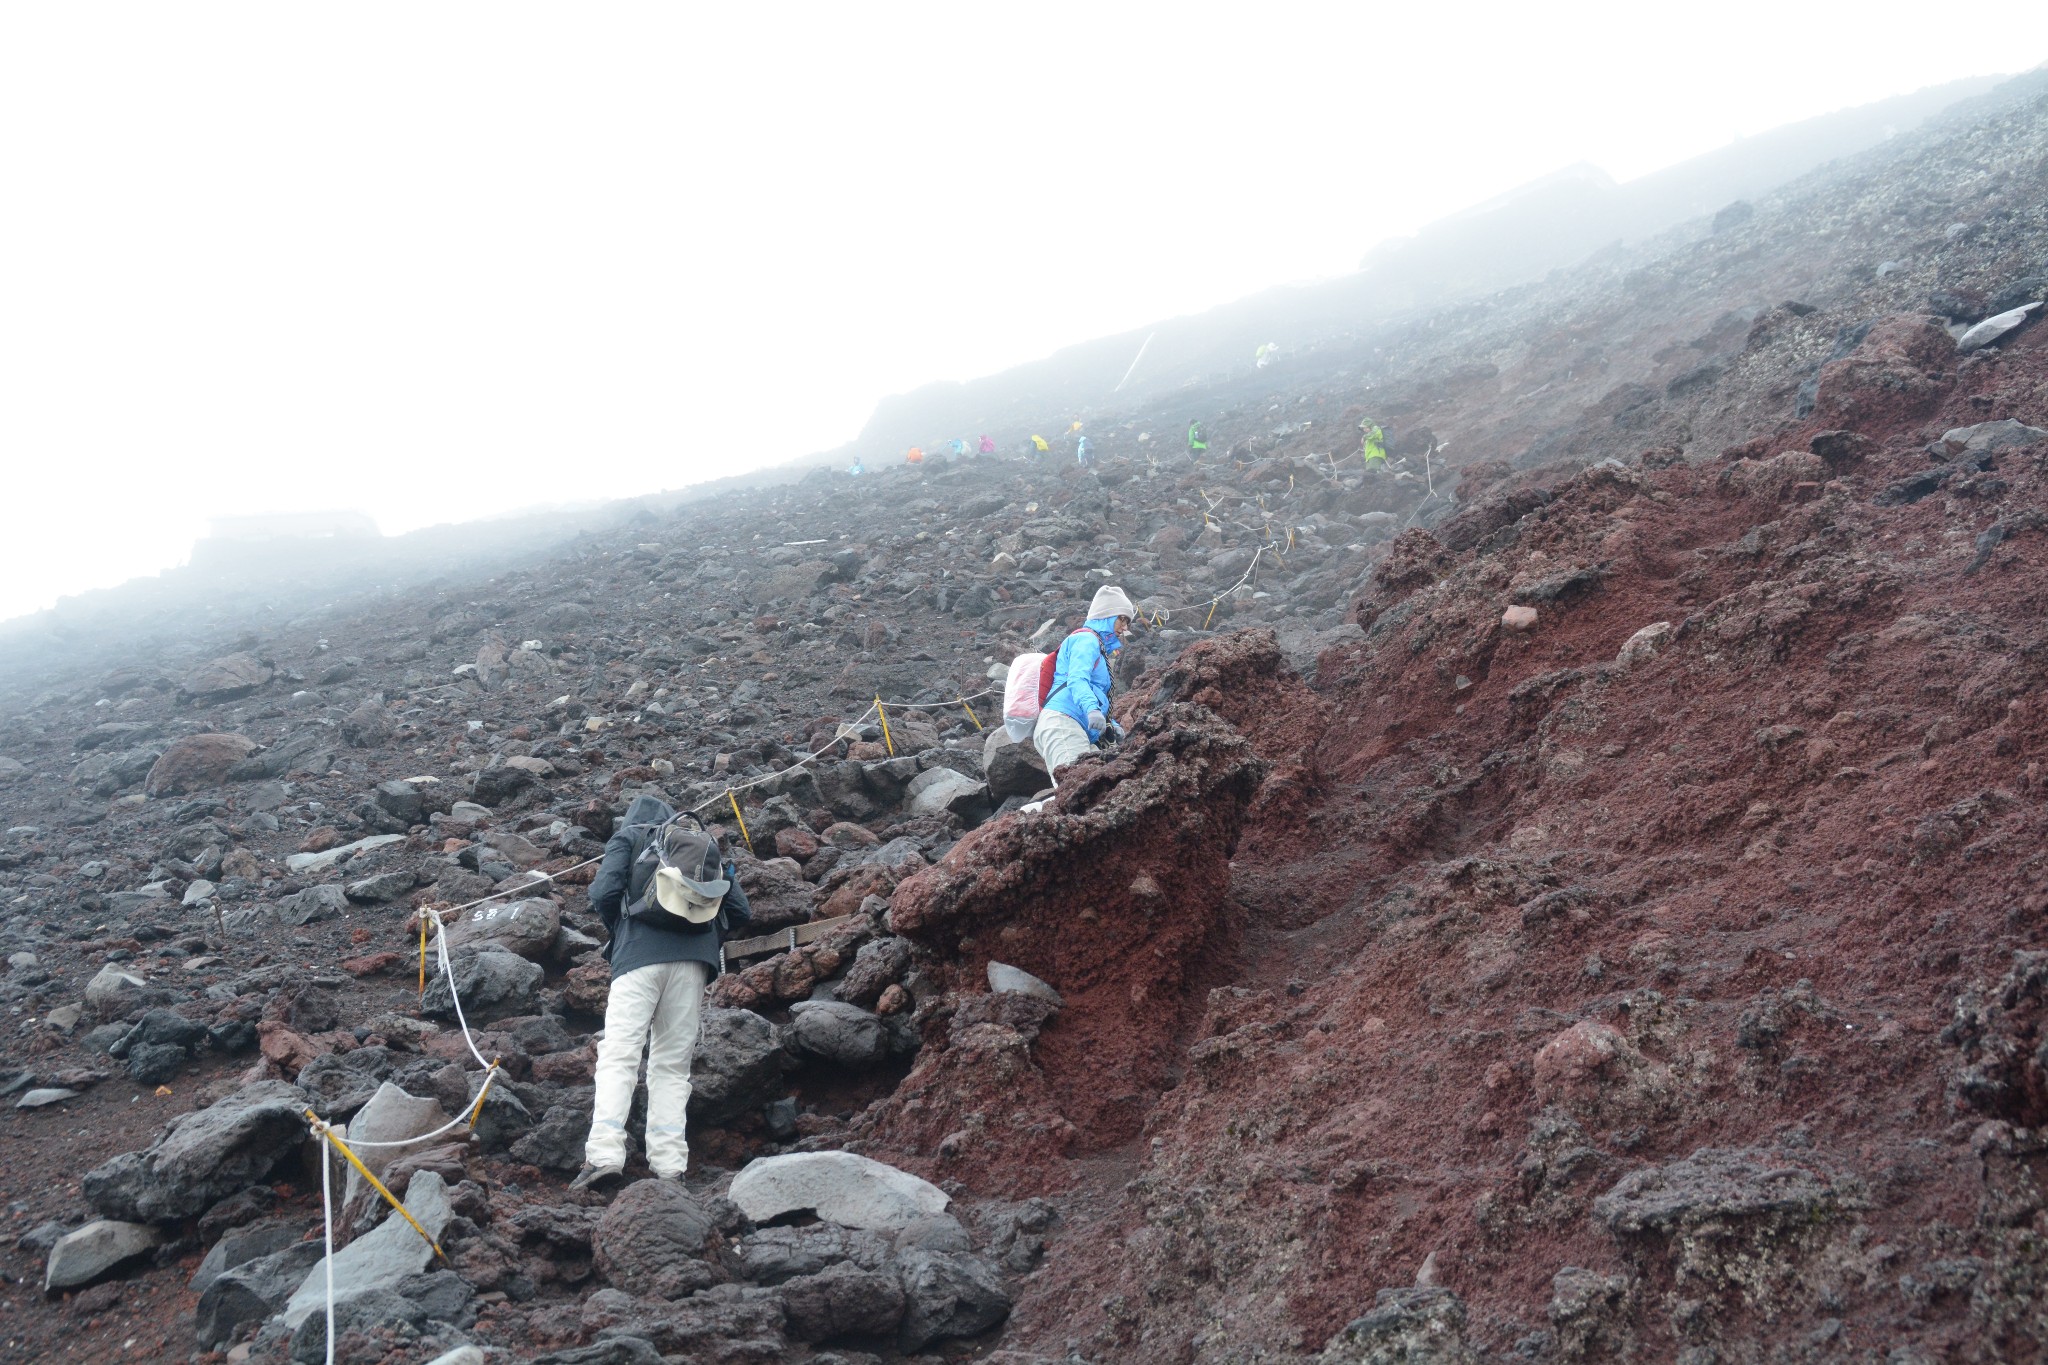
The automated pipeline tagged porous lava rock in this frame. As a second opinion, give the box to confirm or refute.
[871,702,1264,1189]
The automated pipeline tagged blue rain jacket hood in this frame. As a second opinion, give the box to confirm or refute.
[1044,617,1123,740]
[588,793,752,978]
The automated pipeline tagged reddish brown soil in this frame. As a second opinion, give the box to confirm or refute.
[858,318,2048,1361]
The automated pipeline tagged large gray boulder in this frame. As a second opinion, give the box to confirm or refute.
[373,779,426,825]
[507,1103,588,1171]
[296,1047,400,1120]
[274,883,349,927]
[283,1170,454,1328]
[288,1270,474,1363]
[70,745,165,796]
[984,741,1051,801]
[284,833,404,876]
[1936,417,2047,458]
[190,1218,302,1296]
[181,653,273,702]
[780,1260,908,1343]
[785,1000,890,1068]
[195,1241,324,1348]
[896,1248,1010,1351]
[729,1151,948,1233]
[342,1083,451,1224]
[905,767,989,822]
[45,1219,160,1291]
[1958,300,2042,351]
[82,1080,308,1223]
[732,1224,892,1286]
[84,964,153,1019]
[444,898,559,960]
[421,946,543,1022]
[688,1008,785,1124]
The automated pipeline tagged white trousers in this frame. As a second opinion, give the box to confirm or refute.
[1032,708,1097,777]
[585,959,709,1176]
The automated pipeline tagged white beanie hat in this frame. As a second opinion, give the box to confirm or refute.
[1087,585,1136,620]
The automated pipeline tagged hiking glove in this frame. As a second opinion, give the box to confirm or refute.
[1087,710,1105,736]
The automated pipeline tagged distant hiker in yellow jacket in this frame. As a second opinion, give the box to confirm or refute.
[1360,421,1387,468]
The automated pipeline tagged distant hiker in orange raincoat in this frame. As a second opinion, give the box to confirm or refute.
[907,446,924,464]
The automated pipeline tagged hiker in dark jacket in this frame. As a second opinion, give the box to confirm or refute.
[571,793,751,1190]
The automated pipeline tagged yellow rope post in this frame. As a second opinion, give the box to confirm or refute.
[305,1111,447,1262]
[466,1062,501,1131]
[1203,599,1220,630]
[727,789,755,854]
[875,696,895,756]
[418,913,427,1000]
[958,698,982,731]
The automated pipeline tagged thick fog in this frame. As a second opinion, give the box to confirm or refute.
[2,3,2040,622]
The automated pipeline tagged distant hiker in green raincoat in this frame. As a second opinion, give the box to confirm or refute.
[1360,420,1387,468]
[1188,420,1208,459]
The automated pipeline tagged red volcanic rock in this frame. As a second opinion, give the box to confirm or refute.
[866,702,1264,1192]
[142,733,260,797]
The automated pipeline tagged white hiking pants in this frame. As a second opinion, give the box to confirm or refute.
[585,959,709,1177]
[1032,708,1097,778]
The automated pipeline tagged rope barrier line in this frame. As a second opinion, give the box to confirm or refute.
[881,686,998,710]
[430,910,495,1072]
[317,1130,336,1365]
[1164,545,1267,632]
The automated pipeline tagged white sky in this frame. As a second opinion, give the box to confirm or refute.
[3,4,2044,623]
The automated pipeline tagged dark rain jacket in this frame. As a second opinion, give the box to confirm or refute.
[590,794,752,979]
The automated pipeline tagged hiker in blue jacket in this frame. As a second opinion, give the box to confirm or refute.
[1033,585,1135,778]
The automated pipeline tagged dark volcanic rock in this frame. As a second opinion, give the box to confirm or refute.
[83,1080,309,1222]
[592,1179,718,1300]
[688,1007,786,1124]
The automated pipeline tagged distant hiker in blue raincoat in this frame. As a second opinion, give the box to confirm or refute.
[1033,585,1135,778]
[1076,435,1093,467]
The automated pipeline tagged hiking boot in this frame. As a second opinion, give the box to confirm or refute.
[568,1163,624,1192]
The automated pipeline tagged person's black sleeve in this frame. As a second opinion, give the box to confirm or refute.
[589,831,635,932]
[721,870,753,931]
